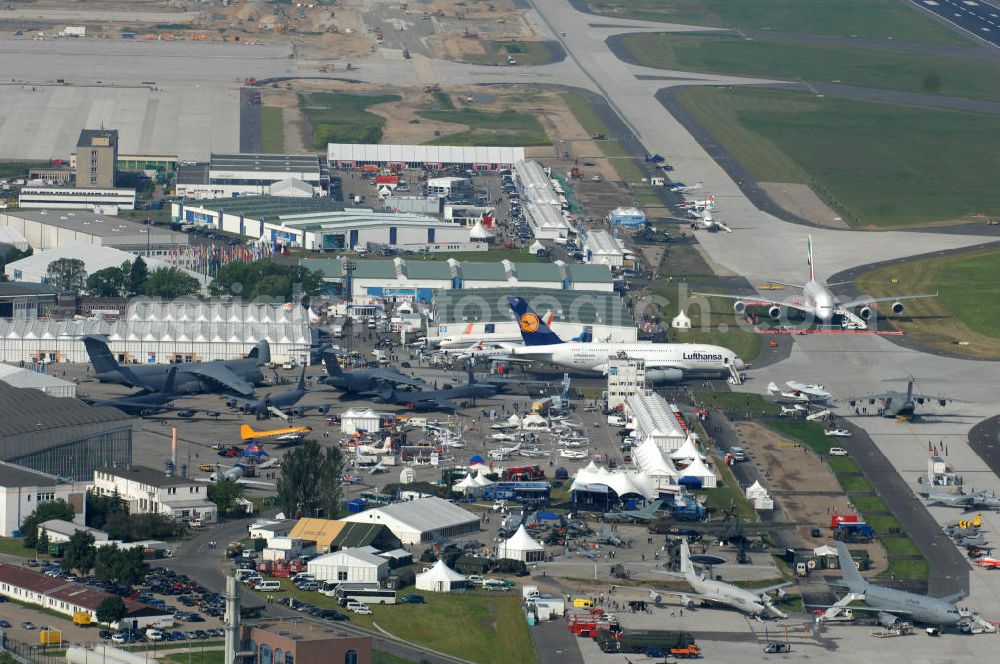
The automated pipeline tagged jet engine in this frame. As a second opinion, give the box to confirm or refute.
[877,611,903,629]
[649,590,663,606]
[678,594,694,609]
[290,407,305,417]
[768,305,781,319]
[891,301,904,314]
[317,405,330,415]
[733,301,747,315]
[645,368,684,384]
[858,306,873,320]
[225,399,239,409]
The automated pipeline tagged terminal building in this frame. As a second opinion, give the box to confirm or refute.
[303,257,614,301]
[171,196,485,253]
[327,143,524,171]
[429,286,638,346]
[175,153,325,199]
[0,209,189,253]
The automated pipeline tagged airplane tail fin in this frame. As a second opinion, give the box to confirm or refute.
[163,366,178,395]
[297,365,307,390]
[81,335,121,376]
[767,382,780,395]
[679,539,697,579]
[807,234,815,282]
[323,349,343,376]
[835,541,865,591]
[252,340,271,366]
[240,424,256,440]
[506,296,564,346]
[643,499,662,518]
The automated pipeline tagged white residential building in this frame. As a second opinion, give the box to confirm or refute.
[0,463,87,537]
[92,466,217,525]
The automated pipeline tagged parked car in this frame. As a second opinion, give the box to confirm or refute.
[0,620,11,628]
[828,447,849,456]
[111,633,128,644]
[824,428,851,437]
[400,594,426,604]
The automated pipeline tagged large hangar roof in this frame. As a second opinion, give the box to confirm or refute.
[0,382,130,438]
[342,496,478,532]
[328,144,525,165]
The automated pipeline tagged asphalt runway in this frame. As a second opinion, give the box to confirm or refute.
[907,0,1000,48]
[240,86,262,154]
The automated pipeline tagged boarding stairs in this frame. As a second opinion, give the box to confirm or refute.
[960,609,998,634]
[837,308,868,330]
[727,363,744,385]
[820,593,864,622]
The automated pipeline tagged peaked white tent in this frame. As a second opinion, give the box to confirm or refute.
[678,454,717,488]
[469,218,495,241]
[529,239,546,255]
[415,559,467,592]
[452,473,478,494]
[472,471,494,487]
[671,310,692,329]
[670,434,706,464]
[633,437,678,489]
[497,525,545,562]
[745,480,769,500]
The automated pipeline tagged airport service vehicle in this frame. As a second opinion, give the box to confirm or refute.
[507,297,743,383]
[332,584,397,605]
[829,447,849,456]
[825,429,851,437]
[695,236,935,325]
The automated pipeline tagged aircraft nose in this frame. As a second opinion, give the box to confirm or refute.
[734,357,746,370]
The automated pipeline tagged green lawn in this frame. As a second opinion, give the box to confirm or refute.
[675,87,1000,226]
[694,391,780,417]
[826,457,861,474]
[762,419,832,455]
[851,495,890,514]
[261,107,284,153]
[699,469,757,521]
[838,474,875,494]
[373,651,420,664]
[866,514,903,534]
[619,33,1000,101]
[881,537,922,558]
[882,558,929,581]
[0,536,29,557]
[650,285,764,361]
[463,40,559,66]
[419,109,549,147]
[856,247,1000,358]
[560,92,647,184]
[165,651,223,664]
[298,92,400,149]
[590,0,967,43]
[251,583,534,664]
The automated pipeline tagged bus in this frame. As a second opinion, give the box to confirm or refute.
[359,491,394,506]
[328,583,397,605]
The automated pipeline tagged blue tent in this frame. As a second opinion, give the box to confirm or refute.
[535,511,560,521]
[469,454,487,464]
[678,476,703,489]
[554,467,570,480]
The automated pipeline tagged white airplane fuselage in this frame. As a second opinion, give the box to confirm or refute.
[803,280,836,323]
[511,341,743,378]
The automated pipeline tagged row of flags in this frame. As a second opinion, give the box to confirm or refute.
[165,242,274,277]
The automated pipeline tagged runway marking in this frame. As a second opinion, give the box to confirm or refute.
[963,1,979,5]
[984,26,992,30]
[923,0,939,4]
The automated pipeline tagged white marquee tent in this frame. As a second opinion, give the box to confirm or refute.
[670,434,707,464]
[415,559,467,592]
[497,525,545,563]
[678,454,717,488]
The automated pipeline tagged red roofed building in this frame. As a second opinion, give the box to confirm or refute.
[0,562,172,629]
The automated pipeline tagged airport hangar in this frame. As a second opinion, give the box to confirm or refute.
[175,153,326,200]
[0,209,189,255]
[171,196,485,253]
[0,300,313,365]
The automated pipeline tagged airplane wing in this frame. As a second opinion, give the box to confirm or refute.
[838,293,937,310]
[755,581,793,597]
[186,365,256,396]
[716,220,733,233]
[368,369,427,387]
[236,479,275,488]
[692,292,812,314]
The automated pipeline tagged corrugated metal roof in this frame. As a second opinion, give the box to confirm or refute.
[0,382,131,438]
[183,195,343,222]
[327,144,524,165]
[342,496,478,532]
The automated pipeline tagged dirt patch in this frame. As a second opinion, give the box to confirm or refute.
[367,92,470,145]
[733,422,887,574]
[758,183,849,229]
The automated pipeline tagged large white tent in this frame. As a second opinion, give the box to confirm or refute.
[452,473,479,495]
[415,559,467,592]
[341,408,382,434]
[496,525,545,563]
[670,434,707,464]
[678,454,717,488]
[633,438,678,489]
[0,299,311,364]
[571,464,656,501]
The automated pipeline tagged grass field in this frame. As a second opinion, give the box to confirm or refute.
[674,87,1000,226]
[882,558,929,580]
[299,92,400,149]
[618,33,1000,101]
[373,651,420,664]
[251,584,534,664]
[838,475,875,494]
[260,107,284,153]
[866,514,904,534]
[559,92,652,190]
[590,0,967,43]
[694,391,780,417]
[881,537,922,558]
[0,536,28,556]
[650,285,764,361]
[825,457,861,474]
[856,247,1000,358]
[165,651,222,664]
[418,109,549,147]
[701,467,758,521]
[851,495,891,514]
[463,40,559,66]
[763,419,839,456]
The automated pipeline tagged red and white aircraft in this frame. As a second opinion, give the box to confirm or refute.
[972,555,1000,569]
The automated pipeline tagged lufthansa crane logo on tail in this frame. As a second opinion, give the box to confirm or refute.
[519,312,540,333]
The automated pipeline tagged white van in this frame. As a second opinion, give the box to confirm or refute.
[145,628,164,641]
[292,572,315,583]
[607,415,627,427]
[255,580,282,592]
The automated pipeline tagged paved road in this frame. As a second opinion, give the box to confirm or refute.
[240,86,262,153]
